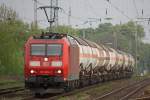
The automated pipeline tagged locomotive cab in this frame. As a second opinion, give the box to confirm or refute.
[24,33,69,92]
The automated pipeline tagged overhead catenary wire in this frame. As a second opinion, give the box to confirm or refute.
[141,0,144,16]
[86,0,101,17]
[37,0,85,28]
[60,8,85,22]
[32,0,45,6]
[33,0,38,28]
[104,0,132,20]
[132,0,139,17]
[60,0,101,27]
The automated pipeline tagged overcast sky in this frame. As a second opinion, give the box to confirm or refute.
[0,0,150,42]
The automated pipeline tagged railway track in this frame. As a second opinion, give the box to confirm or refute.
[0,86,33,100]
[135,96,150,100]
[22,82,105,100]
[0,86,24,95]
[23,79,132,100]
[94,78,150,100]
[2,78,147,100]
[22,78,139,100]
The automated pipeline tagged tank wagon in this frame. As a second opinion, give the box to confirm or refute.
[24,33,135,95]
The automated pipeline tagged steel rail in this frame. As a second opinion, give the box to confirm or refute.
[0,86,24,95]
[120,81,150,100]
[94,78,150,100]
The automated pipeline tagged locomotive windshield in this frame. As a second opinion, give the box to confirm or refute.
[31,44,62,56]
[31,44,45,55]
[47,44,62,56]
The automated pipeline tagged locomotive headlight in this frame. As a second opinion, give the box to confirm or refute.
[44,57,48,61]
[55,69,62,74]
[57,69,62,74]
[30,70,35,74]
[30,61,40,66]
[51,61,62,67]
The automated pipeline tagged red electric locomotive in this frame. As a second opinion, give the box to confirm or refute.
[24,33,80,94]
[24,33,134,95]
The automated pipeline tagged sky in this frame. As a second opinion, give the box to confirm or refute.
[0,0,150,42]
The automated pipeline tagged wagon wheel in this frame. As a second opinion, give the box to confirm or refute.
[89,64,93,85]
[79,64,84,87]
[34,92,44,97]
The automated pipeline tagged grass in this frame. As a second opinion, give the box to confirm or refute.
[0,80,20,85]
[58,75,150,100]
[58,81,114,100]
[0,76,24,89]
[0,96,23,100]
[131,74,149,81]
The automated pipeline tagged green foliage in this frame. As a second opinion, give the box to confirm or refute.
[0,4,39,75]
[96,23,113,33]
[78,21,149,73]
[0,4,47,75]
[0,20,27,75]
[0,4,17,21]
[47,25,80,36]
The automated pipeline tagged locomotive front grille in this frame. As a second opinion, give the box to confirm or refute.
[25,75,64,88]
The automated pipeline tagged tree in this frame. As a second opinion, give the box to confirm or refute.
[46,25,79,36]
[0,4,17,21]
[0,4,29,75]
[78,21,150,74]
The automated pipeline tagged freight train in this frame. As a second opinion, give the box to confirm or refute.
[24,33,135,95]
